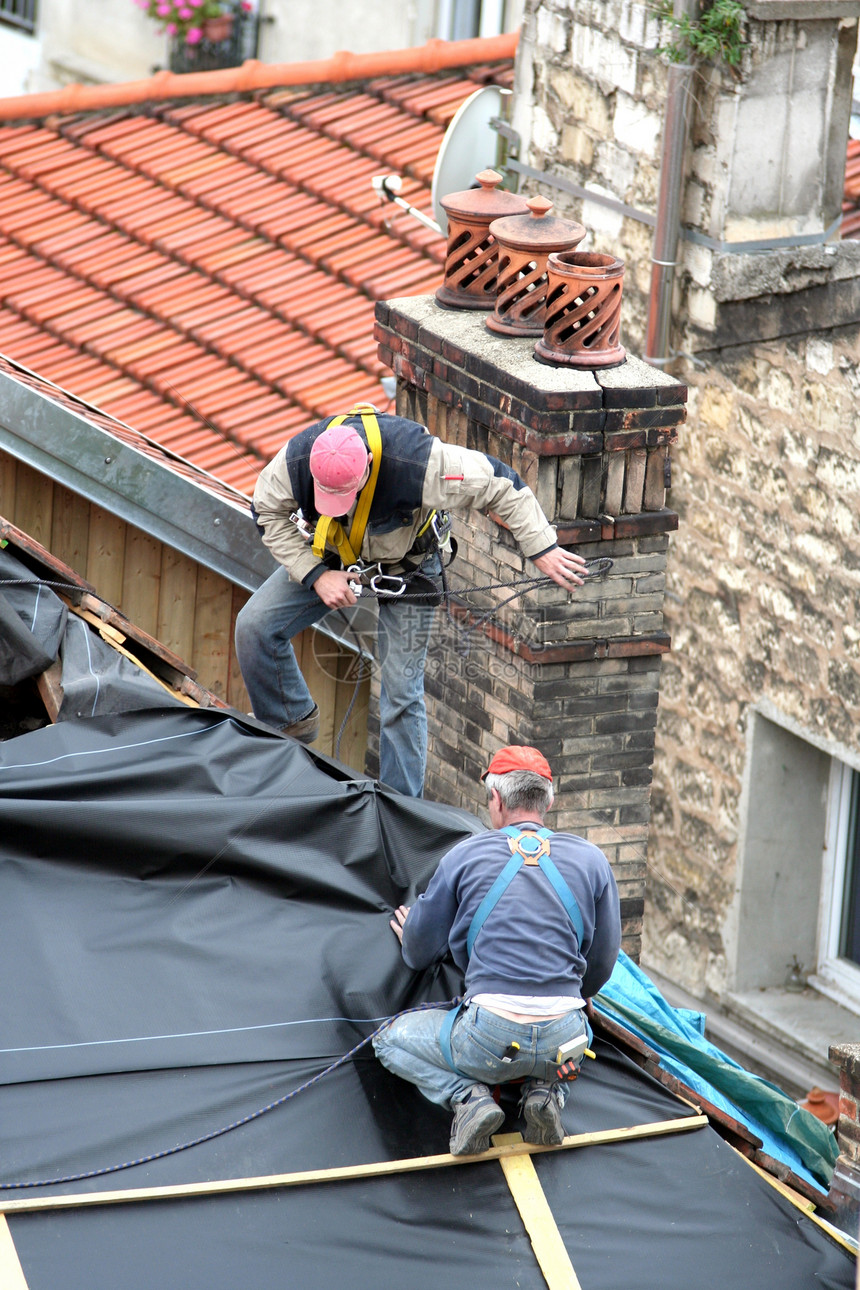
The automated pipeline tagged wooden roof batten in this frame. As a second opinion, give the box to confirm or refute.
[0,356,276,591]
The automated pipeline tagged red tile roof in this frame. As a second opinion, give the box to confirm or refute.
[0,37,516,497]
[843,137,860,239]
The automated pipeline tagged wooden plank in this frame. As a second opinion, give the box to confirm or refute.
[226,583,251,712]
[0,450,17,521]
[192,566,233,701]
[300,625,339,753]
[156,548,198,663]
[0,1116,708,1215]
[11,461,53,548]
[121,526,163,639]
[85,505,126,607]
[493,1132,582,1290]
[333,646,370,772]
[0,1216,29,1290]
[35,659,64,722]
[731,1147,860,1259]
[50,486,90,578]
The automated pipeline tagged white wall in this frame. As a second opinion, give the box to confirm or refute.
[31,0,522,92]
[0,23,42,95]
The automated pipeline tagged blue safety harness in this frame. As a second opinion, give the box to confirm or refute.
[438,825,585,1075]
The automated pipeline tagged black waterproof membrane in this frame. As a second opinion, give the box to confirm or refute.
[1,709,855,1290]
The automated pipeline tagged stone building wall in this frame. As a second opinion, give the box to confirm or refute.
[509,0,859,354]
[646,326,860,996]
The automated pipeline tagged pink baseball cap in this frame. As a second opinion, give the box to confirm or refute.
[309,425,370,514]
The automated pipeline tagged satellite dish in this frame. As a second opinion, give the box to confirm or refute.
[431,85,511,236]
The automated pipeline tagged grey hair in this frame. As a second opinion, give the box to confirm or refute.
[484,769,553,815]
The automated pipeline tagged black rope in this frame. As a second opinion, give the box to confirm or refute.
[0,998,461,1192]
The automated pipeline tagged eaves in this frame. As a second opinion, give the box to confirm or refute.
[0,366,277,592]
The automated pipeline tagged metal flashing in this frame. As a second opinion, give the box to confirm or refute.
[0,367,276,591]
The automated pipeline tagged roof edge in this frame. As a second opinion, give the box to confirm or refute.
[0,32,518,123]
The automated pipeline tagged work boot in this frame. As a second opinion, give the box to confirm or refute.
[281,704,320,745]
[521,1081,565,1146]
[449,1085,505,1156]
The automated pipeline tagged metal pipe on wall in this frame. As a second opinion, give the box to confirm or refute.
[645,0,700,367]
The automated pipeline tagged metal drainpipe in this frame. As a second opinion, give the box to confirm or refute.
[644,0,700,368]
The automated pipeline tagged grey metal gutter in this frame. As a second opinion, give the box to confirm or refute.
[0,366,277,592]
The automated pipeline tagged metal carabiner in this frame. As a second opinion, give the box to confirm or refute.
[370,572,407,597]
[346,563,372,597]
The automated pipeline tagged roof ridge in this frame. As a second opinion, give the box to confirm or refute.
[0,33,517,124]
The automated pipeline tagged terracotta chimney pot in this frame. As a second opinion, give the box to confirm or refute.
[435,169,529,311]
[486,195,586,337]
[535,250,626,370]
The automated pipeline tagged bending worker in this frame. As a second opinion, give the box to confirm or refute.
[236,405,588,797]
[373,745,621,1155]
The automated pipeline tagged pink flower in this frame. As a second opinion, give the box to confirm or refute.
[185,25,202,40]
[188,0,203,8]
[178,7,192,16]
[156,3,171,14]
[166,21,177,32]
[240,1,252,9]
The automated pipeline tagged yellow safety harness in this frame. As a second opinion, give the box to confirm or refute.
[312,405,382,566]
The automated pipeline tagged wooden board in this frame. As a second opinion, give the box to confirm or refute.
[0,1116,708,1215]
[50,484,90,577]
[11,461,53,549]
[85,505,126,608]
[156,548,198,663]
[192,566,233,701]
[121,526,163,640]
[0,1216,29,1290]
[494,1132,582,1289]
[0,452,17,520]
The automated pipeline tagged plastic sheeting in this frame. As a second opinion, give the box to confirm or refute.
[597,954,840,1191]
[0,709,855,1290]
[0,546,184,716]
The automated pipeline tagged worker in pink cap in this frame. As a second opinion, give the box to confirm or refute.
[236,407,589,796]
[374,744,620,1155]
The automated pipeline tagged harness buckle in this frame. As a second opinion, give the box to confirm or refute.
[290,510,314,542]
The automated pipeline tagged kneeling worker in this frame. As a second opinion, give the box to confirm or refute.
[373,745,621,1155]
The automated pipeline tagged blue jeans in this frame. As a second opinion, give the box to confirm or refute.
[234,560,439,797]
[373,1002,589,1109]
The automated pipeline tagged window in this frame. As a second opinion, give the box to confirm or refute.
[729,709,860,1016]
[814,762,860,1008]
[0,0,37,34]
[435,0,519,41]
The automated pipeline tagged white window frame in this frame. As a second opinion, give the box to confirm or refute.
[811,758,860,1014]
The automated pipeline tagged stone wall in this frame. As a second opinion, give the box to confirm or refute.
[509,0,860,353]
[371,293,686,961]
[645,326,860,996]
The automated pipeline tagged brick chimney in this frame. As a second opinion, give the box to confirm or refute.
[828,1042,860,1227]
[372,294,686,961]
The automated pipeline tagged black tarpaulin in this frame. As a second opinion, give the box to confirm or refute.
[0,545,185,715]
[0,709,855,1289]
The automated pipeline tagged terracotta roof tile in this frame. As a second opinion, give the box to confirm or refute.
[0,43,514,497]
